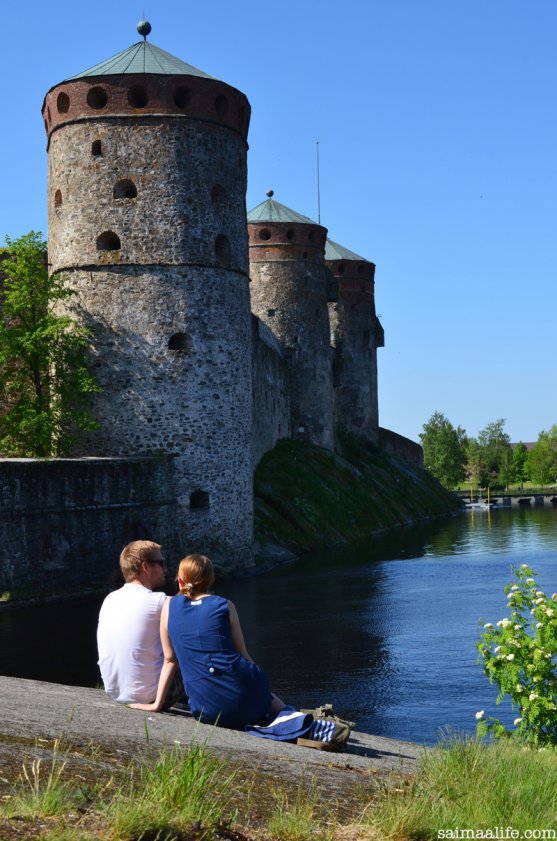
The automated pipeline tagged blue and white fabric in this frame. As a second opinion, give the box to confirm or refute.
[245,705,313,741]
[309,718,337,742]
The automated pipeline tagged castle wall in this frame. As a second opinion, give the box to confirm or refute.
[0,457,180,593]
[248,224,334,450]
[46,106,254,568]
[327,259,381,441]
[251,315,291,468]
[379,427,423,466]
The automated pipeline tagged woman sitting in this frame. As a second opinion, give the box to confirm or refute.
[130,553,285,729]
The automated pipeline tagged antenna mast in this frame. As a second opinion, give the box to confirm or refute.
[316,140,321,224]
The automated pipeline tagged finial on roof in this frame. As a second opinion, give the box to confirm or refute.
[137,20,152,39]
[266,189,274,198]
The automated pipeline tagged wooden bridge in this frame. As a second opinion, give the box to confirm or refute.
[454,489,557,507]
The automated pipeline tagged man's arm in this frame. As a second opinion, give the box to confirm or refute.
[129,597,176,711]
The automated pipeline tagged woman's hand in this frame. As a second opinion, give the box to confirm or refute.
[127,701,162,712]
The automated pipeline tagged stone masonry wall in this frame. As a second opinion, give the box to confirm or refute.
[327,259,380,441]
[0,457,180,593]
[47,105,254,569]
[249,223,334,450]
[379,427,423,466]
[251,315,291,468]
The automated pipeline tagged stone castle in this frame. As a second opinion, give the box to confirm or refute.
[40,23,385,569]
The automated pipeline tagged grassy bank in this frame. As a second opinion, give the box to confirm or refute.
[254,431,461,561]
[1,736,556,840]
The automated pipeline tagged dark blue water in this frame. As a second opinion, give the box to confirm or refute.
[2,506,556,745]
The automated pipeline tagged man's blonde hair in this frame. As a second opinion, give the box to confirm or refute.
[119,540,162,583]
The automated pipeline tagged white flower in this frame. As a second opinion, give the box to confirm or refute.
[537,622,543,629]
[536,590,545,597]
[546,653,551,659]
[483,623,494,630]
[514,717,522,725]
[475,710,485,720]
[521,564,529,570]
[526,578,535,586]
[494,646,502,653]
[529,692,538,701]
[535,598,545,605]
[511,584,519,591]
[516,684,524,692]
[514,624,522,630]
[506,654,515,661]
[546,609,554,617]
[552,593,557,601]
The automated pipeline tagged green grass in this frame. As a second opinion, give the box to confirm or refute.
[108,742,235,840]
[2,739,85,819]
[5,733,554,840]
[266,785,334,841]
[360,737,557,840]
[254,430,460,558]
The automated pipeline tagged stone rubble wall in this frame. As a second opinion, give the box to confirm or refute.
[251,315,291,469]
[0,457,180,593]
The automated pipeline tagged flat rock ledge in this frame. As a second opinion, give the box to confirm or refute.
[0,676,423,800]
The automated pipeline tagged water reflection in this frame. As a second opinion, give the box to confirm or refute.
[1,507,557,745]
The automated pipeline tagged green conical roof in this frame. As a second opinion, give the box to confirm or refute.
[325,238,369,262]
[247,197,318,225]
[65,39,216,81]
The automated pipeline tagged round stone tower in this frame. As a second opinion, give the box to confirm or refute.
[41,24,254,566]
[247,193,334,449]
[325,238,384,440]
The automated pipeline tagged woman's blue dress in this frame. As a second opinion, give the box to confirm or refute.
[167,594,272,729]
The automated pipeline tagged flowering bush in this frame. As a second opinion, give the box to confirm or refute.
[476,563,557,744]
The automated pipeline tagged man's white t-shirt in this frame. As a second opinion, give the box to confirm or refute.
[97,583,167,704]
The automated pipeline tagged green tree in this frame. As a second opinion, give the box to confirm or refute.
[511,442,529,488]
[419,411,468,488]
[0,231,99,457]
[528,426,557,486]
[477,419,512,487]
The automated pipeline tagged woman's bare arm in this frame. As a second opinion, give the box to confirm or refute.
[129,597,177,712]
[228,600,253,661]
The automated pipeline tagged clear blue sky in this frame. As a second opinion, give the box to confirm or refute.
[3,1,556,444]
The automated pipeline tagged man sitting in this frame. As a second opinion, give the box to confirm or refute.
[97,539,169,704]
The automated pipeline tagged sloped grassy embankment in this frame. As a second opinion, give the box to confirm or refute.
[254,431,461,562]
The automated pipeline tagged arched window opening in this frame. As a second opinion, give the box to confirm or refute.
[92,139,102,156]
[113,179,137,199]
[258,228,271,241]
[87,86,108,109]
[214,94,229,116]
[168,332,191,352]
[57,92,70,114]
[54,189,62,208]
[96,231,121,251]
[128,85,148,108]
[215,234,231,267]
[190,490,209,510]
[174,86,191,109]
[286,229,295,240]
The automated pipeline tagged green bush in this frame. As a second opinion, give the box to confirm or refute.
[477,564,557,744]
